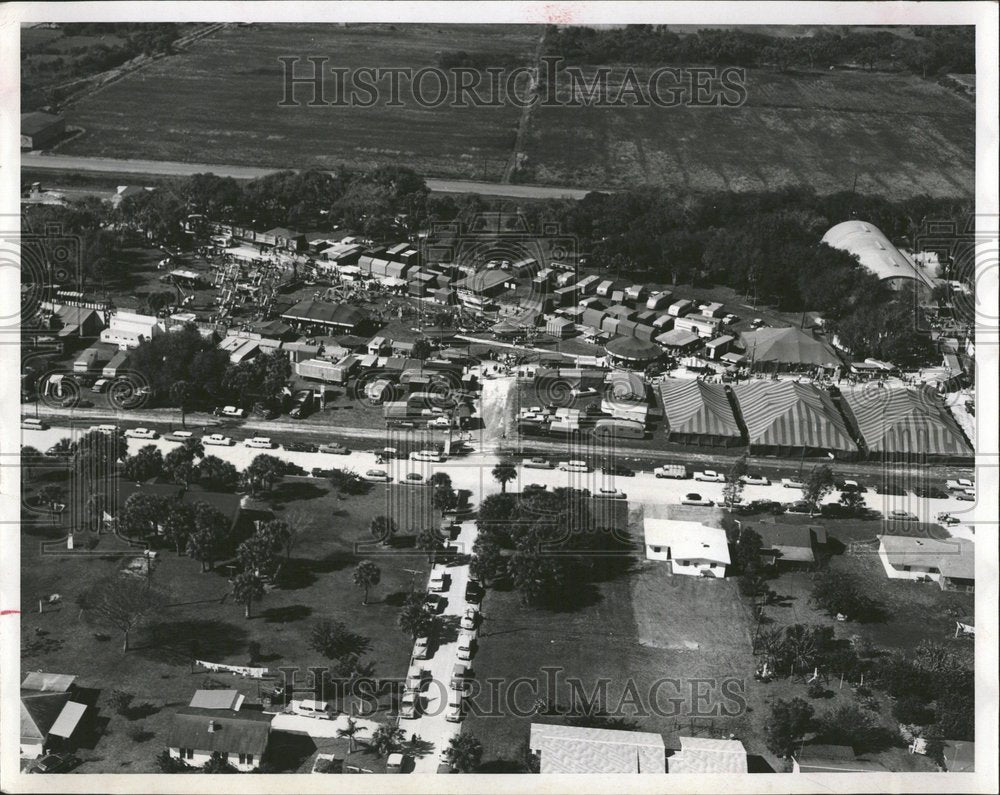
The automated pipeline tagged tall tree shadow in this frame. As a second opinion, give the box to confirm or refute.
[138,619,248,664]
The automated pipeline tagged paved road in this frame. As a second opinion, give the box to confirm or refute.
[22,153,595,199]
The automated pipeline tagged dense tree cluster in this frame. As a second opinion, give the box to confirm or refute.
[543,25,975,76]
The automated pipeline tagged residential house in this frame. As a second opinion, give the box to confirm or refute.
[791,744,887,773]
[877,535,975,592]
[643,518,731,577]
[165,694,271,771]
[20,673,87,759]
[755,524,821,569]
[668,737,748,774]
[529,723,665,774]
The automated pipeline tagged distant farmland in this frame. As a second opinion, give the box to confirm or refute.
[53,24,974,198]
[519,67,975,197]
[57,23,538,182]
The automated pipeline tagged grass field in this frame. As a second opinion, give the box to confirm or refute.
[20,477,436,772]
[57,23,538,181]
[520,66,974,197]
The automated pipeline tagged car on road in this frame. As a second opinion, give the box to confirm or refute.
[203,433,233,446]
[125,427,158,439]
[399,691,420,719]
[781,478,805,489]
[654,464,687,479]
[404,472,425,485]
[28,753,80,774]
[285,441,319,453]
[21,417,48,431]
[601,464,635,477]
[429,572,448,593]
[681,493,714,506]
[165,430,194,442]
[740,474,770,486]
[91,378,111,393]
[955,490,975,502]
[558,460,591,472]
[887,509,918,521]
[245,437,276,449]
[524,457,553,469]
[465,580,484,604]
[936,512,960,525]
[413,636,430,660]
[456,632,474,662]
[215,405,246,418]
[364,469,391,482]
[319,442,349,455]
[411,450,445,463]
[694,470,725,483]
[946,478,973,492]
[597,487,627,500]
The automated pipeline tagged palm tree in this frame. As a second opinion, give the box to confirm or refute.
[337,717,361,754]
[369,515,397,546]
[491,461,517,493]
[369,723,405,758]
[170,380,192,427]
[756,626,785,666]
[444,732,484,772]
[352,560,381,605]
[232,571,265,619]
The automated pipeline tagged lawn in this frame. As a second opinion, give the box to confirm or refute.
[520,66,974,197]
[19,476,436,773]
[58,23,538,181]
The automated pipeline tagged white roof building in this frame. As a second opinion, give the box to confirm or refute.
[822,221,935,292]
[669,736,748,774]
[100,311,162,349]
[529,723,665,774]
[643,518,730,577]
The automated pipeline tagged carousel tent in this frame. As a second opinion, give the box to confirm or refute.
[732,381,857,457]
[840,385,972,460]
[741,327,841,369]
[658,379,743,446]
[605,336,662,365]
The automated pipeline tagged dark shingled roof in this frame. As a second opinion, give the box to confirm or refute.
[165,707,271,756]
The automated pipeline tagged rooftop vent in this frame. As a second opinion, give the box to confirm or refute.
[207,720,218,733]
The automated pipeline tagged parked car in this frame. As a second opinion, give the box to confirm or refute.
[410,450,444,463]
[165,430,194,442]
[288,389,314,419]
[28,753,80,774]
[413,636,430,660]
[285,441,318,453]
[781,478,805,489]
[429,572,448,593]
[428,416,452,429]
[451,662,468,690]
[62,397,94,408]
[456,632,474,662]
[404,472,425,485]
[524,457,553,469]
[740,474,770,486]
[292,699,331,719]
[125,427,158,439]
[694,470,725,483]
[681,493,714,506]
[955,490,975,502]
[424,593,447,614]
[839,479,866,493]
[936,512,960,525]
[571,386,598,397]
[364,469,391,482]
[946,478,973,492]
[786,501,813,514]
[722,313,739,325]
[887,509,918,521]
[215,405,246,418]
[558,460,591,472]
[20,417,48,431]
[386,752,411,773]
[319,442,349,455]
[311,467,335,479]
[399,691,420,719]
[445,702,463,723]
[245,437,276,449]
[465,580,484,603]
[654,464,687,479]
[203,433,233,446]
[913,484,948,499]
[460,608,478,631]
[601,464,635,477]
[597,487,626,500]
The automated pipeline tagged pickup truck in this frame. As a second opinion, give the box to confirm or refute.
[694,470,725,483]
[654,464,687,479]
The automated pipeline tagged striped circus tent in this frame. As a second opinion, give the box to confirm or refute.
[732,381,857,457]
[658,379,743,446]
[840,385,973,460]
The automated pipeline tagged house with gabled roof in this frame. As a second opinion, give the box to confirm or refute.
[529,723,665,774]
[20,673,87,759]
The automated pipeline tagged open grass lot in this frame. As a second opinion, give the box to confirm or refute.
[522,67,974,197]
[465,507,764,769]
[58,23,537,181]
[19,477,435,773]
